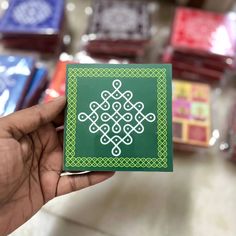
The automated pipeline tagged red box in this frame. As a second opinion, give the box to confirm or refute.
[171,7,236,58]
[44,61,69,102]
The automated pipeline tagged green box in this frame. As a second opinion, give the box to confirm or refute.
[64,64,173,171]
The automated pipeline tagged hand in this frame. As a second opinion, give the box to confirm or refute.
[0,96,114,235]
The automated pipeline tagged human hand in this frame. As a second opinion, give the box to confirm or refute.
[0,96,114,235]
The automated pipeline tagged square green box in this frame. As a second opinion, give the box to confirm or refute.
[64,64,173,172]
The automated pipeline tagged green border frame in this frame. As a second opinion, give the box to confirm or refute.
[64,64,172,172]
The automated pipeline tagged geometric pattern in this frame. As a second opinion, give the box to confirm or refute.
[78,79,156,157]
[65,67,169,169]
[12,1,52,25]
[88,0,150,40]
[0,0,64,35]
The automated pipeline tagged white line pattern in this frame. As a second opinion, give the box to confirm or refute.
[13,1,52,25]
[78,79,156,156]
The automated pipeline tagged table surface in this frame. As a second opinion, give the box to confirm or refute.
[10,0,236,235]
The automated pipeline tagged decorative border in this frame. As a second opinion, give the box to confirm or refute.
[65,67,168,169]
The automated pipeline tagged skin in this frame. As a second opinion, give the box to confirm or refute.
[0,96,114,235]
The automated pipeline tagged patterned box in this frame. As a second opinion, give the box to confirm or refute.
[84,0,151,58]
[0,55,35,116]
[64,64,172,172]
[171,7,236,58]
[172,80,211,147]
[0,0,64,34]
[87,0,150,41]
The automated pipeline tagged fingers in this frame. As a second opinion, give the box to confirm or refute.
[56,128,64,147]
[0,96,66,140]
[56,172,115,197]
[53,108,65,127]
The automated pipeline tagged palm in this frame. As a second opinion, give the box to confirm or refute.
[0,123,63,232]
[0,97,114,235]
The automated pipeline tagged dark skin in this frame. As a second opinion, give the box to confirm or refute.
[0,96,114,235]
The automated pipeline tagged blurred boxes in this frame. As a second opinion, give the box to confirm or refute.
[83,0,151,60]
[0,54,47,116]
[44,60,68,102]
[163,7,236,83]
[75,50,131,64]
[220,103,236,161]
[22,67,48,108]
[0,55,34,116]
[0,0,65,53]
[173,80,211,149]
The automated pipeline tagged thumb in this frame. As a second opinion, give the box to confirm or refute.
[0,96,66,140]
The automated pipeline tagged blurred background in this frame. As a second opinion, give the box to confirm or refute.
[1,0,236,235]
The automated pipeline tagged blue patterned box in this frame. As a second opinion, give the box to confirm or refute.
[22,67,48,108]
[0,55,35,116]
[0,0,64,34]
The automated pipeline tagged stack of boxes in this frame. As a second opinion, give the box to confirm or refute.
[82,0,152,61]
[163,7,236,83]
[0,54,47,116]
[0,0,65,53]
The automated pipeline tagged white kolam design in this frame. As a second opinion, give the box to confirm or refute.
[12,0,52,25]
[78,79,156,157]
[101,7,138,33]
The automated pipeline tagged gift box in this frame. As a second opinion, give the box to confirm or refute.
[163,7,236,83]
[22,66,48,108]
[172,80,211,149]
[82,0,151,60]
[0,54,35,116]
[0,0,65,53]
